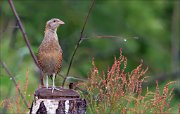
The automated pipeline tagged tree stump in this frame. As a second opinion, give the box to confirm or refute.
[30,87,86,114]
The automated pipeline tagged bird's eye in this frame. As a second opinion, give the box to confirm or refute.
[53,20,56,22]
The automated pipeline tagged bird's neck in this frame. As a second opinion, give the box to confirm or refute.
[44,28,58,41]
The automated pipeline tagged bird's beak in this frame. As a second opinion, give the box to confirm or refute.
[58,19,65,25]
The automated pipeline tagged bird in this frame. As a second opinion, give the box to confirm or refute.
[37,18,64,93]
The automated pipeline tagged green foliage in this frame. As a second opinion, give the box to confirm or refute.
[0,0,179,113]
[1,0,177,74]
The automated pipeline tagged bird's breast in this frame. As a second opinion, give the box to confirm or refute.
[38,39,63,75]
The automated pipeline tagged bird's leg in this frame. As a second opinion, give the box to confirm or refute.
[52,73,61,93]
[46,75,49,89]
[52,73,55,88]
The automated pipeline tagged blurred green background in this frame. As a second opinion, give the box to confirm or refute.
[0,0,179,113]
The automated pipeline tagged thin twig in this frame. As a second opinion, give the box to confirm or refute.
[82,35,139,41]
[0,60,29,108]
[62,0,96,87]
[143,71,180,87]
[8,0,44,86]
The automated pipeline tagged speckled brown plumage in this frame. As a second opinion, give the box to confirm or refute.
[37,18,64,91]
[38,36,63,76]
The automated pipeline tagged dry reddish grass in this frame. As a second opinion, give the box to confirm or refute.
[78,49,176,113]
[0,69,30,114]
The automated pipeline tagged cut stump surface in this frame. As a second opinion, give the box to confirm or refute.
[30,87,86,114]
[35,87,80,99]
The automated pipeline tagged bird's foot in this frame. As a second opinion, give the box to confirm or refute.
[51,86,62,93]
[46,87,51,89]
[45,86,63,93]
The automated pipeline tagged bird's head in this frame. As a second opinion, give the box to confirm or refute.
[46,18,65,31]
